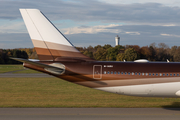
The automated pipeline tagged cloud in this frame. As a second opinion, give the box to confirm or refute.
[63,23,142,37]
[1,24,180,49]
[46,2,180,26]
[0,33,33,49]
[65,25,180,47]
[161,33,180,38]
[0,43,5,48]
[1,0,180,49]
[0,0,180,25]
[0,21,26,33]
[63,24,120,34]
[99,0,180,7]
[125,32,140,35]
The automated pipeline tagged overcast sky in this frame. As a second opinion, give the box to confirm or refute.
[0,0,180,49]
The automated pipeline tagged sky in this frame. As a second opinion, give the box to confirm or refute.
[1,0,180,48]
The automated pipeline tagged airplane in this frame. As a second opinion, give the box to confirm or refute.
[12,9,180,98]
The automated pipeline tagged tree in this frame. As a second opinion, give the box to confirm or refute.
[0,50,4,64]
[170,46,177,61]
[106,45,124,61]
[149,46,156,61]
[93,48,107,61]
[173,46,180,62]
[87,46,95,53]
[83,50,93,59]
[94,45,102,51]
[103,44,112,50]
[156,43,170,61]
[116,48,139,61]
[124,48,139,61]
[116,53,125,61]
[139,46,151,59]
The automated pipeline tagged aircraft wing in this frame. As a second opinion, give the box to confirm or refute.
[11,58,65,75]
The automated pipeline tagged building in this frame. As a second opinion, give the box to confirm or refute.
[115,35,120,46]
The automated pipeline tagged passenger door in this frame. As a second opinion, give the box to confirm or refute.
[93,65,102,79]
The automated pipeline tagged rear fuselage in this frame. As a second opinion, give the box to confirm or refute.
[24,61,180,97]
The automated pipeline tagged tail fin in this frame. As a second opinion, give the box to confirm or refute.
[20,9,93,61]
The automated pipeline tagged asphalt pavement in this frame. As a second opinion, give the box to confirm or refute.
[0,108,180,120]
[0,73,53,78]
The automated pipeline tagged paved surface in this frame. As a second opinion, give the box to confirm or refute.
[0,108,180,120]
[0,73,53,78]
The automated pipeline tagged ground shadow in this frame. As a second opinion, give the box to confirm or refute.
[162,102,180,111]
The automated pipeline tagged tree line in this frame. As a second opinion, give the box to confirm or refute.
[76,43,180,62]
[0,48,37,64]
[1,43,180,64]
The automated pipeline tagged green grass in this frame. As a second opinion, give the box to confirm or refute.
[0,77,180,108]
[0,65,40,74]
[14,69,41,74]
[0,65,24,73]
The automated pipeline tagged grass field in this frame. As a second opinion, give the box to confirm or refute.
[0,65,24,73]
[0,77,180,108]
[14,69,41,74]
[0,65,40,74]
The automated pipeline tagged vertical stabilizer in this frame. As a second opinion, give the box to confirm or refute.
[20,9,92,61]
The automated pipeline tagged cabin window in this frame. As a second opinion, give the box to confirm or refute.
[111,71,113,74]
[152,73,155,76]
[121,72,123,75]
[163,73,165,76]
[104,71,106,74]
[135,72,137,75]
[170,73,172,76]
[142,73,144,76]
[177,74,179,76]
[149,73,151,76]
[128,72,130,75]
[118,72,120,74]
[160,73,162,76]
[139,73,141,75]
[146,73,148,76]
[174,74,176,76]
[132,72,134,75]
[107,71,110,74]
[114,71,117,74]
[156,73,158,76]
[166,73,169,76]
[125,72,127,75]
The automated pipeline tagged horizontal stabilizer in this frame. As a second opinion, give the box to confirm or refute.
[10,58,65,75]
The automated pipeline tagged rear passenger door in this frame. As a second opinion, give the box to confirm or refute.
[93,65,102,79]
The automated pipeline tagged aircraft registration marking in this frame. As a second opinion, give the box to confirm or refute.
[104,65,113,68]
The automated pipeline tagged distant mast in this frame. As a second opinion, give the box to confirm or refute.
[115,35,120,46]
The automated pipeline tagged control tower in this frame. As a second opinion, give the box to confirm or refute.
[115,35,120,46]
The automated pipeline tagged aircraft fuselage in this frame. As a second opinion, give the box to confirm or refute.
[24,61,180,97]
